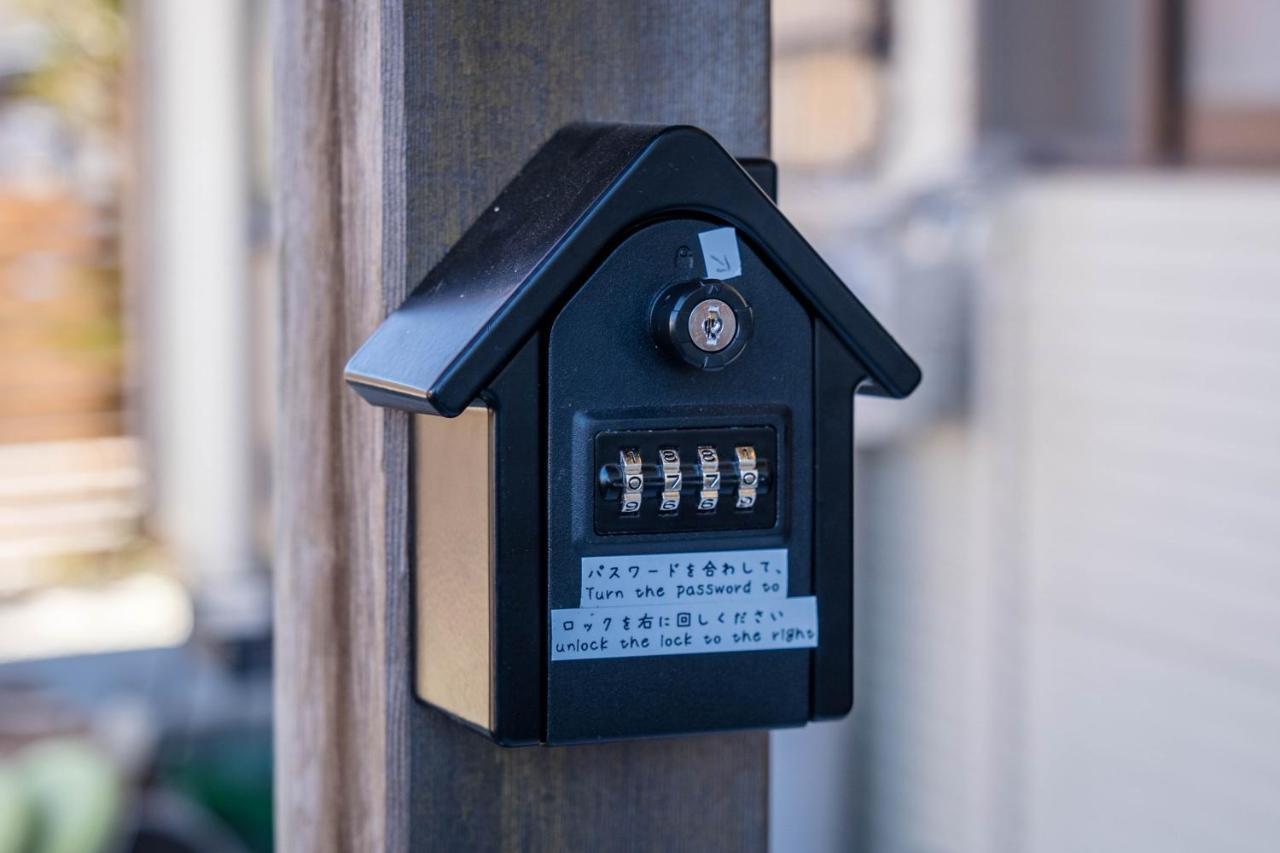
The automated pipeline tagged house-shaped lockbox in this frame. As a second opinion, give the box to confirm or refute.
[346,123,920,745]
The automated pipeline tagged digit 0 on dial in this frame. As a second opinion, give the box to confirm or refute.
[734,446,758,509]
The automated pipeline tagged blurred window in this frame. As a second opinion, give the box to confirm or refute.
[1185,0,1280,165]
[772,0,890,172]
[980,0,1280,168]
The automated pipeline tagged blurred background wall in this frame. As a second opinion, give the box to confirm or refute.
[1,0,1278,851]
[769,2,1280,852]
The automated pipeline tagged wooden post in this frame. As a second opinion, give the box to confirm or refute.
[274,2,770,849]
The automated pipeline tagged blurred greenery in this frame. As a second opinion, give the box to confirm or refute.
[13,0,124,129]
[4,740,121,853]
[0,763,33,853]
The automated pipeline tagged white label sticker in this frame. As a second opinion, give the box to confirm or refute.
[579,548,788,608]
[698,226,743,280]
[551,597,818,661]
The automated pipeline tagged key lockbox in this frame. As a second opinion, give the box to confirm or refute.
[346,123,920,745]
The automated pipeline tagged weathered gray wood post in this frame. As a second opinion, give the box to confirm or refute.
[273,1,771,849]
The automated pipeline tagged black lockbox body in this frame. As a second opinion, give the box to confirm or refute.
[346,124,920,745]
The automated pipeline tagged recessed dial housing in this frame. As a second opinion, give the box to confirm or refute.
[594,426,777,534]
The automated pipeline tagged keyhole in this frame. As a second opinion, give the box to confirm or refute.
[702,308,724,344]
[687,298,737,353]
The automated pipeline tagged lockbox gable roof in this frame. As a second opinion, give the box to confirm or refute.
[345,123,921,416]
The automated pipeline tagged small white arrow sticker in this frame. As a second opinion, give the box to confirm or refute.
[698,227,742,281]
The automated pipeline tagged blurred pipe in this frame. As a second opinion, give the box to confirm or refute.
[130,1,255,612]
[769,1,981,850]
[879,0,977,189]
